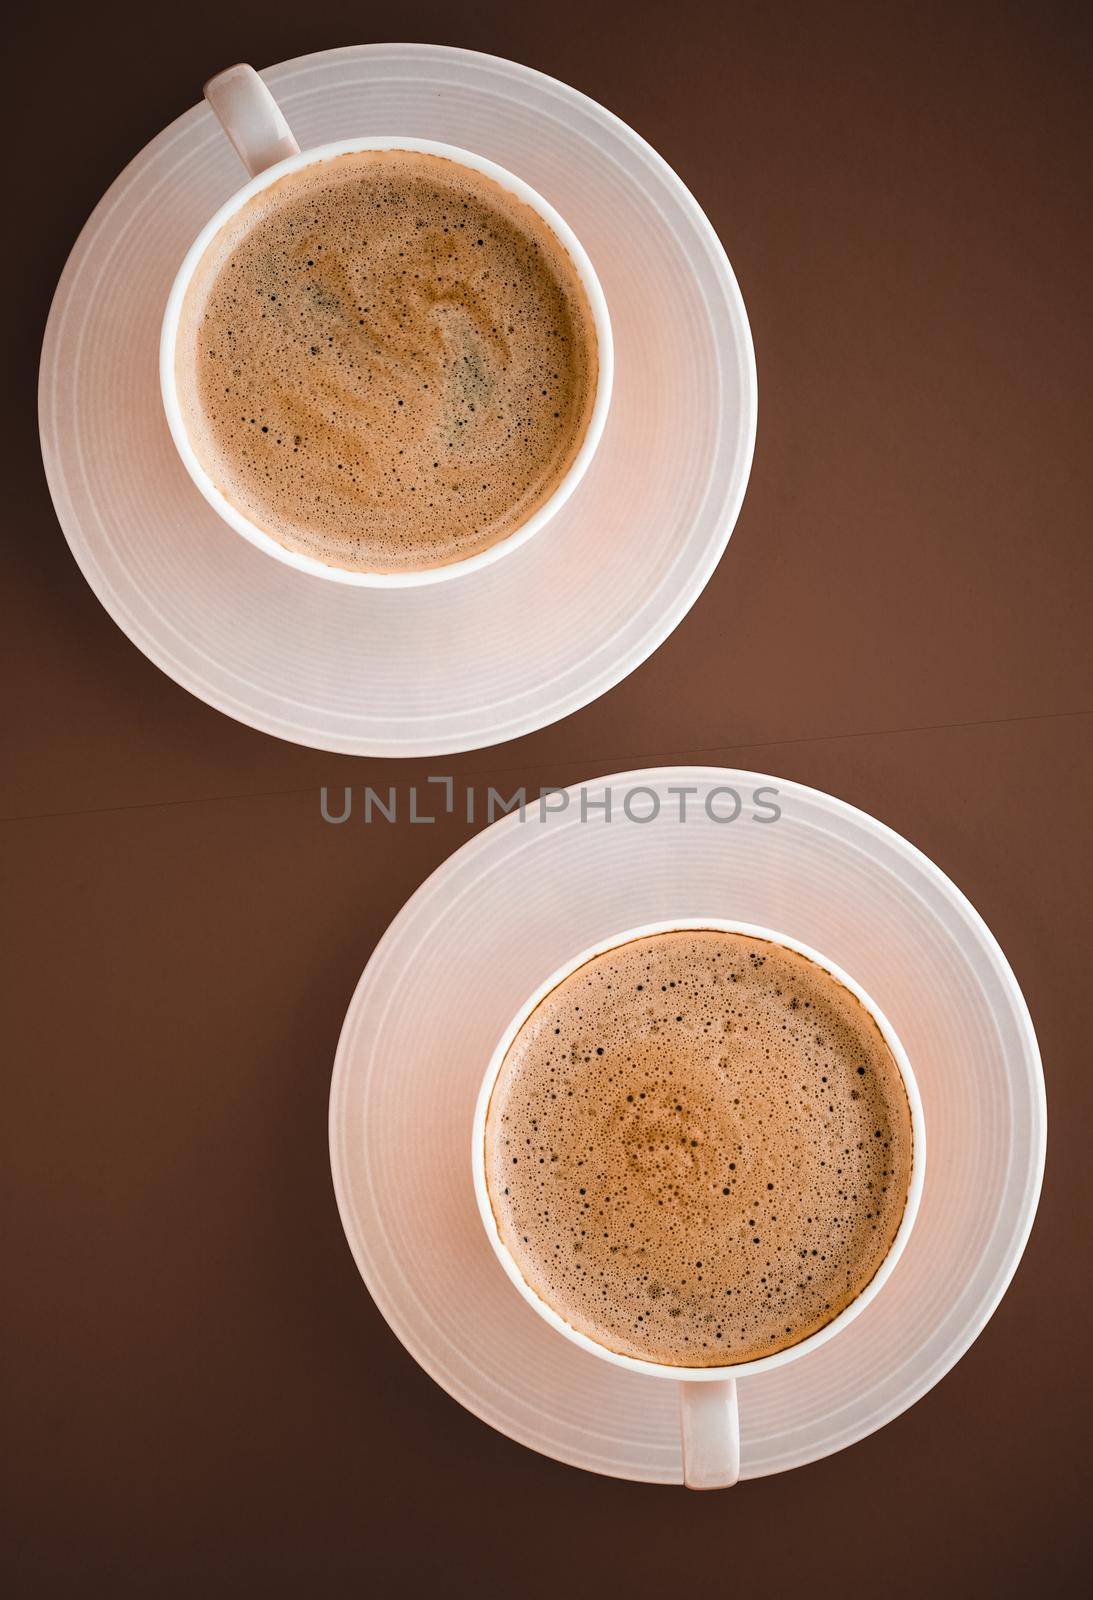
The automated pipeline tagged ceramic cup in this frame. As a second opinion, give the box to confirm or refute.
[472,918,926,1489]
[160,65,613,587]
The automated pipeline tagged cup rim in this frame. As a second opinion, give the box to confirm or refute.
[160,135,614,588]
[471,917,926,1382]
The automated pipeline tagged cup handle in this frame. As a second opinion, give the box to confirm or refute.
[203,64,300,178]
[679,1379,740,1489]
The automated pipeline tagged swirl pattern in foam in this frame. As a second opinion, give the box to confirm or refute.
[175,150,598,573]
[484,931,914,1367]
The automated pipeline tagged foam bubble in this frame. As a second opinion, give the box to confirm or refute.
[484,931,914,1367]
[175,150,598,573]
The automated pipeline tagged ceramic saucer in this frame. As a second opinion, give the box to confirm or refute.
[329,767,1045,1481]
[39,45,756,756]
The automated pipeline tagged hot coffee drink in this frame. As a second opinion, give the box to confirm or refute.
[174,149,599,573]
[484,930,914,1367]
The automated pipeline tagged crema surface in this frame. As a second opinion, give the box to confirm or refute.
[484,931,914,1367]
[176,149,598,572]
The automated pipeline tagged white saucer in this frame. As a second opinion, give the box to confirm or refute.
[329,767,1045,1482]
[38,45,756,756]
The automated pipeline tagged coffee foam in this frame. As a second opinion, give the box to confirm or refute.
[484,931,914,1368]
[175,149,598,573]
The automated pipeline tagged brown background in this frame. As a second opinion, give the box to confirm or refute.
[4,1,1092,1594]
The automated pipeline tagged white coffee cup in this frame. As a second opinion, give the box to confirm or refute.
[160,65,613,587]
[472,918,925,1489]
